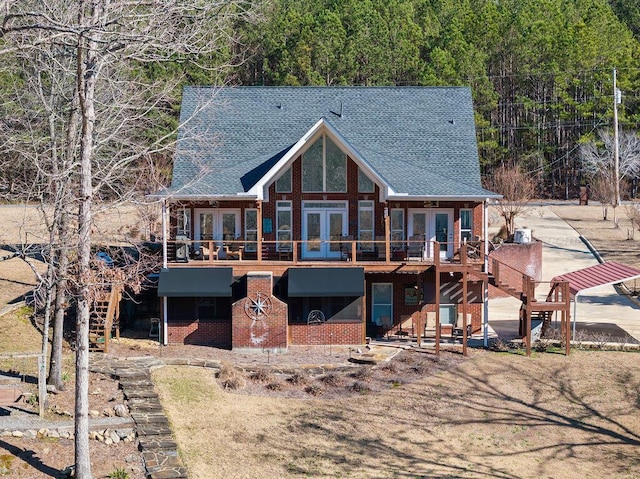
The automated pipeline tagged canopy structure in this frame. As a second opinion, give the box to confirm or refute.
[157,267,233,297]
[552,261,640,299]
[288,267,365,297]
[551,261,640,338]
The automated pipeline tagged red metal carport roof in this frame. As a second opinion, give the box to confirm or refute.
[552,261,640,298]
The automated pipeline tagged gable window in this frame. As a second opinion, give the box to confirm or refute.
[302,134,346,192]
[358,168,374,193]
[275,167,292,193]
[460,209,473,242]
[358,201,374,251]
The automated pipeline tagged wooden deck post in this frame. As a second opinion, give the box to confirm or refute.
[435,266,441,356]
[384,209,390,264]
[257,200,263,263]
[462,269,468,356]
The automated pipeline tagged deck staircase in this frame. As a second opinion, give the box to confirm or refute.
[89,285,122,353]
[443,243,571,355]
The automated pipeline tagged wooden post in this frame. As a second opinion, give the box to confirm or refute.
[525,304,532,357]
[462,269,468,356]
[384,210,390,264]
[435,270,441,356]
[257,200,263,263]
[416,273,423,347]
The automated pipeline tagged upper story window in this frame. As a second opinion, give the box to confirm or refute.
[302,134,346,192]
[275,166,292,193]
[358,168,374,193]
[460,209,473,242]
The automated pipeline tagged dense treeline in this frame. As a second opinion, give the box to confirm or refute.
[2,0,640,199]
[229,0,640,198]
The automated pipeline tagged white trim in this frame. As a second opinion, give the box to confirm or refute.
[247,118,394,200]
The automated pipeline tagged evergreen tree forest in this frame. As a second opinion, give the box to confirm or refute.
[3,0,640,199]
[230,0,640,198]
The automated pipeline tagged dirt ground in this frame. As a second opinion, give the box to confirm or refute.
[2,202,640,478]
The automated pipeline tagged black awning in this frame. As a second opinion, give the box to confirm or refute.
[157,267,233,297]
[288,267,364,297]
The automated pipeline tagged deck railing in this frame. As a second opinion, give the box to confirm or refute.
[166,238,481,265]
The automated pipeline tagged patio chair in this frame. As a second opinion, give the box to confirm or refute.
[340,235,353,261]
[406,235,425,260]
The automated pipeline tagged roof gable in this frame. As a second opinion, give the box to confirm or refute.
[167,86,498,200]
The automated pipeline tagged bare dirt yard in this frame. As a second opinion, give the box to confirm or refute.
[1,202,640,478]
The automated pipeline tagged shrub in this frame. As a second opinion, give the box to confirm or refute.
[107,468,129,479]
[250,369,273,383]
[349,381,372,394]
[217,364,246,390]
[319,373,342,387]
[351,367,372,381]
[288,371,308,386]
[266,381,284,391]
[305,384,323,396]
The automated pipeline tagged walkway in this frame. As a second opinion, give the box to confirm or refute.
[489,205,640,342]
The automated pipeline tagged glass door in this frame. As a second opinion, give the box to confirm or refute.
[434,211,453,259]
[302,208,347,259]
[194,209,240,257]
[408,210,427,259]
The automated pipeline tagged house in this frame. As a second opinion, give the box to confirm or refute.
[154,86,504,352]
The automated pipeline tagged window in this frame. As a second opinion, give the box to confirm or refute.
[372,283,392,327]
[358,168,374,193]
[275,167,292,193]
[302,135,346,192]
[176,208,190,238]
[390,209,404,250]
[244,209,258,252]
[460,209,473,242]
[276,201,292,251]
[358,201,374,251]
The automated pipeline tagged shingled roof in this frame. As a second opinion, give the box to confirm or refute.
[166,86,498,200]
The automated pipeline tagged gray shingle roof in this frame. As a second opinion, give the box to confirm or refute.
[168,86,497,198]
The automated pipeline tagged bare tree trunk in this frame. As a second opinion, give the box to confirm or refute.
[48,233,69,390]
[74,4,101,475]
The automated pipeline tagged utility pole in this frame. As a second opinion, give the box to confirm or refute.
[613,68,621,219]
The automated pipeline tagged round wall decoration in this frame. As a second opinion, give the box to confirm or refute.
[244,292,273,320]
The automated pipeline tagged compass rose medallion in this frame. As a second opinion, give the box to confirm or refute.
[243,292,273,320]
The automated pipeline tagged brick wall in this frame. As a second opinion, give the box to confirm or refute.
[167,320,231,347]
[289,322,363,345]
[488,240,542,298]
[232,272,288,350]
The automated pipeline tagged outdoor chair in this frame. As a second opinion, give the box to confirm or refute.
[406,235,425,260]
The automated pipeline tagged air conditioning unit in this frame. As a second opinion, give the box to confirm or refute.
[514,228,532,244]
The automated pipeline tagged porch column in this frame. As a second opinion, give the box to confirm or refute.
[162,199,167,269]
[483,199,489,348]
[435,271,441,356]
[384,205,390,264]
[462,269,468,356]
[257,200,263,263]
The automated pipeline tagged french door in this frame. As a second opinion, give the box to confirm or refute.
[302,203,347,259]
[408,209,454,259]
[194,209,240,251]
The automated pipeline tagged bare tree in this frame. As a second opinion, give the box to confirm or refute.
[581,129,640,226]
[484,164,536,239]
[1,1,261,477]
